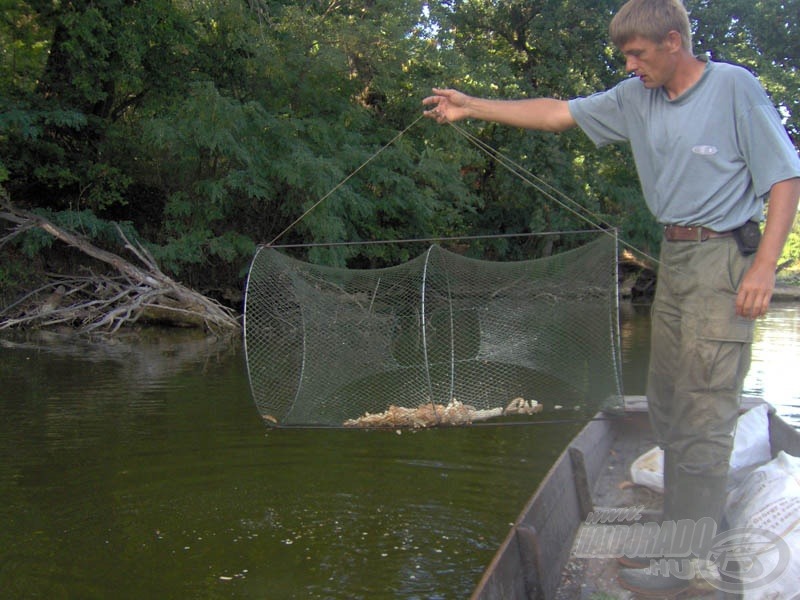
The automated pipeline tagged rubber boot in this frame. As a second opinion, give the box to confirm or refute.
[619,468,727,595]
[661,448,679,524]
[618,449,676,569]
[665,470,728,529]
[618,564,692,597]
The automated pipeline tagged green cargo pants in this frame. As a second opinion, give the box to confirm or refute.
[647,236,755,526]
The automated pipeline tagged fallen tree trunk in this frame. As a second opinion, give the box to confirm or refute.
[0,201,240,334]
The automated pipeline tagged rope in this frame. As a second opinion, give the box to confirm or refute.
[446,121,662,267]
[265,112,661,269]
[449,122,619,232]
[268,114,426,246]
[266,229,600,249]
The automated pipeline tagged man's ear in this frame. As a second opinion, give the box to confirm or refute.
[663,30,683,53]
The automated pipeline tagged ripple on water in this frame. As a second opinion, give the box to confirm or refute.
[5,307,796,598]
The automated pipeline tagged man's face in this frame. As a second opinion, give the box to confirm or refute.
[619,35,676,89]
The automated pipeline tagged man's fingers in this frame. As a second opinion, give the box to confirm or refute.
[422,106,442,121]
[754,292,773,318]
[736,289,772,320]
[422,97,447,122]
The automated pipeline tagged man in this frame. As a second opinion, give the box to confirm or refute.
[423,0,800,595]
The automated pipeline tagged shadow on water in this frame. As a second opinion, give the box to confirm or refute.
[0,329,582,599]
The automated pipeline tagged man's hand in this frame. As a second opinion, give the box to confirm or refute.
[422,88,472,123]
[736,261,775,320]
[737,177,800,320]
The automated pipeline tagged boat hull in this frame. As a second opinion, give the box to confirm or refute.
[471,397,800,600]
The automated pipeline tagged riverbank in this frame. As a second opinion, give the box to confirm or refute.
[619,266,800,303]
[2,246,798,332]
[774,284,800,301]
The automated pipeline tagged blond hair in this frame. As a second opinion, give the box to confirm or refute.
[610,0,692,51]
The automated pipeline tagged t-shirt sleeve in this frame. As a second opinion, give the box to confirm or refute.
[568,87,631,148]
[737,103,800,199]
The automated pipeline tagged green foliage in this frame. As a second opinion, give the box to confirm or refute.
[0,0,51,96]
[781,212,800,267]
[1,0,797,300]
[0,250,39,300]
[10,208,140,261]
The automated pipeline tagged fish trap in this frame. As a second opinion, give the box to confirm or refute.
[243,235,623,427]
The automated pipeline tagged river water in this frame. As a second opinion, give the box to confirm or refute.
[0,302,798,599]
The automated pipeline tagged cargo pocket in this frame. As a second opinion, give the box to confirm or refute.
[697,316,754,345]
[691,316,753,404]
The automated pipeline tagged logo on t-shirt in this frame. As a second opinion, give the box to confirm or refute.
[692,145,719,156]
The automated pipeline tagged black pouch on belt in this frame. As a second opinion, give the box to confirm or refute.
[732,220,761,255]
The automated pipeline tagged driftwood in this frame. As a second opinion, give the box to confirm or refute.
[342,397,542,428]
[0,199,240,334]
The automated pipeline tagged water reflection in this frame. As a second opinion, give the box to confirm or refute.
[0,332,579,599]
[0,303,797,599]
[619,301,800,428]
[745,305,800,425]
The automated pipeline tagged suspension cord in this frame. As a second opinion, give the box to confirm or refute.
[268,114,426,246]
[268,229,600,249]
[266,113,661,269]
[446,121,662,267]
[449,122,618,231]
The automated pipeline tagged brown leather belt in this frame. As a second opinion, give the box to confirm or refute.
[663,224,734,242]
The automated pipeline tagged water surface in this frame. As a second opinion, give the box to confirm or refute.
[1,302,798,599]
[619,302,800,428]
[0,331,580,599]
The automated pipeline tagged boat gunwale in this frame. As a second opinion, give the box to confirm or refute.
[470,397,800,600]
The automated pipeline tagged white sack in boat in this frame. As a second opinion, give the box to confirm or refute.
[728,403,773,487]
[630,446,665,493]
[723,451,800,599]
[630,404,772,494]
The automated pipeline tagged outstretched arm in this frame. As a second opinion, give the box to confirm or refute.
[422,88,577,133]
[736,177,800,319]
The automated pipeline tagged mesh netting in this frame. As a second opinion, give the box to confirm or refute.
[243,234,623,427]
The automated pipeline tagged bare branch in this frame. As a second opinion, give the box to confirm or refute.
[0,204,241,333]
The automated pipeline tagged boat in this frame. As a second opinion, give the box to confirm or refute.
[470,396,800,599]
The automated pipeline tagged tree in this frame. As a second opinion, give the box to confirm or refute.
[2,0,798,326]
[422,0,656,259]
[421,0,799,261]
[689,0,800,140]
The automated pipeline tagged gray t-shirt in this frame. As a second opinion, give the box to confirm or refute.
[568,59,800,230]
